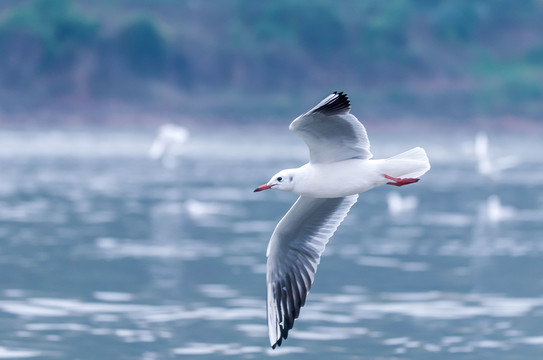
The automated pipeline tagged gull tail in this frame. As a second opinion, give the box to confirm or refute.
[383,147,431,179]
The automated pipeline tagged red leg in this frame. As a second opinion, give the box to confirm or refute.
[384,174,419,187]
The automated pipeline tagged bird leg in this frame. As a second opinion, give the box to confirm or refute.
[384,174,419,187]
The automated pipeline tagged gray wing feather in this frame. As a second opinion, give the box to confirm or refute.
[266,194,359,348]
[289,92,372,163]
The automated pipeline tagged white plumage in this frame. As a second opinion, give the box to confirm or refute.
[254,92,430,348]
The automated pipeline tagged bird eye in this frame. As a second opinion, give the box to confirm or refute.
[277,177,283,182]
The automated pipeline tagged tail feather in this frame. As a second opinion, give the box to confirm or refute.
[384,147,430,179]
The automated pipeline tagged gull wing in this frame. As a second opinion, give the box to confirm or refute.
[266,194,358,348]
[289,92,372,163]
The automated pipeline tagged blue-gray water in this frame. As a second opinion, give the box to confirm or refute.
[1,128,543,359]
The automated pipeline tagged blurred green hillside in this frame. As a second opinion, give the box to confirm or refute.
[1,0,543,125]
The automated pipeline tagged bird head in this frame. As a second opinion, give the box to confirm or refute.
[254,170,295,192]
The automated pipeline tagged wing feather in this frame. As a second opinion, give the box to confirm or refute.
[289,92,372,163]
[266,195,358,348]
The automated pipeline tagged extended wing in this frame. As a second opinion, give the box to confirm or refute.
[289,92,372,163]
[266,194,358,348]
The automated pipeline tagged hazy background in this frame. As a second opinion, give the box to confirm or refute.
[1,0,543,127]
[2,1,543,360]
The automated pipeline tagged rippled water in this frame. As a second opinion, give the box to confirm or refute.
[1,128,543,359]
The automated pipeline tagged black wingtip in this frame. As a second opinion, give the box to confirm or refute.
[312,91,351,116]
[270,322,291,349]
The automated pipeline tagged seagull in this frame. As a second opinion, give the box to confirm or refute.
[149,124,189,168]
[481,194,516,224]
[387,191,419,217]
[254,92,430,348]
[474,132,518,178]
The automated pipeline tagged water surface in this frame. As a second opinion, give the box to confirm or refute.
[1,128,543,359]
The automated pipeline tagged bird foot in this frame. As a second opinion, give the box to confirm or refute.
[384,174,419,187]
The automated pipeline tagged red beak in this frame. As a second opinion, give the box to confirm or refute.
[254,184,273,192]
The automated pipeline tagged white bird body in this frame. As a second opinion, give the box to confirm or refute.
[254,92,430,348]
[291,159,386,198]
[284,151,427,198]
